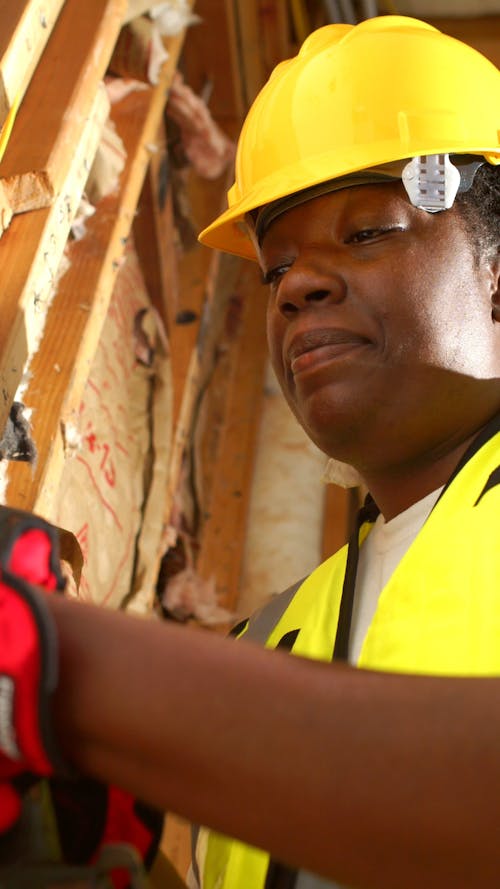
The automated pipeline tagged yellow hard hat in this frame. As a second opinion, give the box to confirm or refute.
[199,15,500,261]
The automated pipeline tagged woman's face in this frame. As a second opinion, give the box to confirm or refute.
[260,183,500,472]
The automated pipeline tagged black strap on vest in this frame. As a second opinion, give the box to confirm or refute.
[332,495,380,660]
[265,860,300,889]
[264,497,379,889]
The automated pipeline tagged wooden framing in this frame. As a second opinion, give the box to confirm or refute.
[0,0,65,128]
[0,82,109,445]
[231,0,264,107]
[4,28,190,518]
[182,0,292,122]
[162,0,292,614]
[194,259,268,612]
[230,0,293,108]
[133,119,180,333]
[0,0,126,214]
[180,0,246,124]
[260,0,292,78]
[161,181,230,564]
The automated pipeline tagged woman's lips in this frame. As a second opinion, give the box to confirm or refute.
[287,329,372,375]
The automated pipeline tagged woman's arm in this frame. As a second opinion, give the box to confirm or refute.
[49,593,500,889]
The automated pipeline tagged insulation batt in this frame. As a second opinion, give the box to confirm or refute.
[150,1,201,36]
[161,566,235,626]
[166,72,235,179]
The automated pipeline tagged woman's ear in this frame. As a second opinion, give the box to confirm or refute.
[490,249,500,322]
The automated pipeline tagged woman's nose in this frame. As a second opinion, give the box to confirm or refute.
[274,262,347,316]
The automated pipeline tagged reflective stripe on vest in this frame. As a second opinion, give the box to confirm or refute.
[201,425,500,889]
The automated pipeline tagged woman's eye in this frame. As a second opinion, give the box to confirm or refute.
[347,226,403,244]
[262,264,290,287]
[348,228,384,243]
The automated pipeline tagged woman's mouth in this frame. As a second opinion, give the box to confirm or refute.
[287,329,372,376]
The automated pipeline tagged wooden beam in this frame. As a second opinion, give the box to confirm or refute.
[4,28,191,518]
[289,0,310,45]
[231,0,291,108]
[0,0,126,214]
[260,0,293,78]
[0,82,109,444]
[169,176,231,426]
[154,161,236,601]
[0,0,65,128]
[232,0,263,108]
[133,118,180,332]
[181,0,245,124]
[162,240,225,538]
[194,261,268,612]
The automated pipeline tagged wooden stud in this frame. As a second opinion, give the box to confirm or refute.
[151,157,240,609]
[259,0,293,79]
[233,0,265,107]
[133,118,180,332]
[0,0,126,213]
[0,0,65,127]
[289,0,310,44]
[4,28,190,519]
[163,239,226,537]
[194,261,268,612]
[181,0,245,124]
[167,158,235,425]
[0,82,109,445]
[206,0,293,115]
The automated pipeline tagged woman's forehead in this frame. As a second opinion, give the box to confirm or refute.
[256,183,471,270]
[260,182,412,239]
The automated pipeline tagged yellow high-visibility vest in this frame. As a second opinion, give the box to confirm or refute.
[198,421,500,889]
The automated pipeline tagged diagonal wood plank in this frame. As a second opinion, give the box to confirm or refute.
[0,0,65,128]
[0,0,126,213]
[0,83,109,444]
[194,260,268,614]
[133,119,180,333]
[4,26,190,517]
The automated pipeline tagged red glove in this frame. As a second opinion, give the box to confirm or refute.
[0,507,163,884]
[0,507,67,832]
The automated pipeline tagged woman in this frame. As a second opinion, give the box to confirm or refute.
[2,15,500,889]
